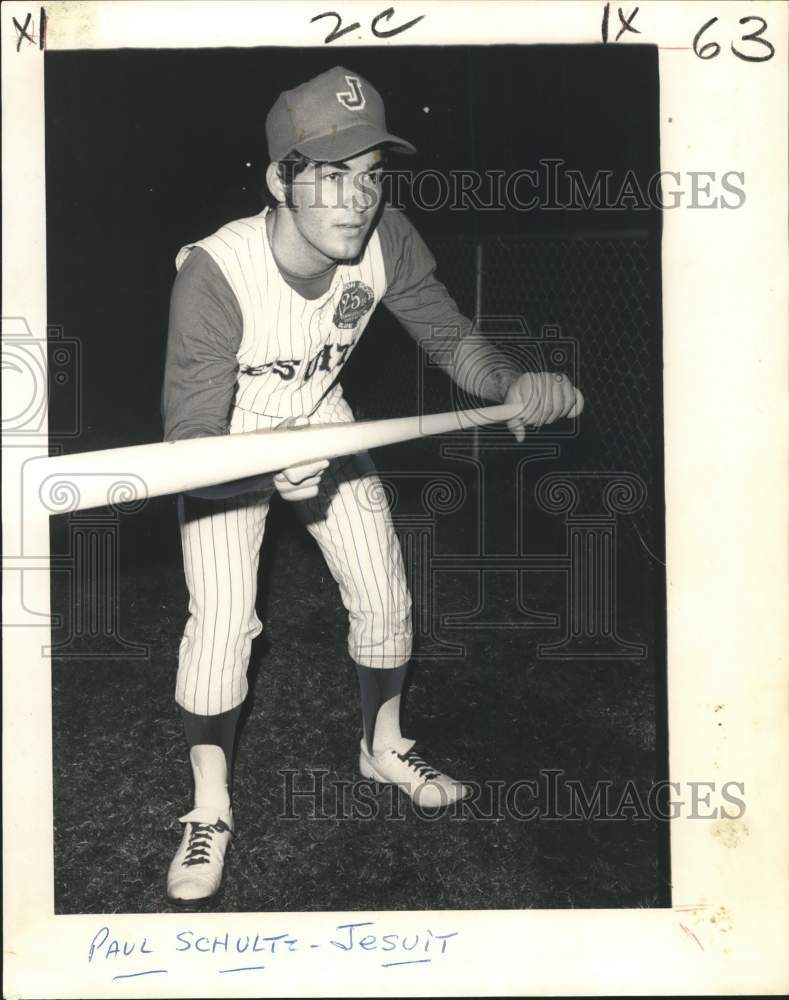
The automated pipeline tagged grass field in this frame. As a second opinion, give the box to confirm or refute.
[50,445,669,915]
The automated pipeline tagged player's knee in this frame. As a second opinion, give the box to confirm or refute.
[184,604,262,641]
[177,613,262,692]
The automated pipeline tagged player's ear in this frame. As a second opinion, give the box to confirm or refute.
[266,162,286,205]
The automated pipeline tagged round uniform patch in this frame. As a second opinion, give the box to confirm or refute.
[333,281,374,329]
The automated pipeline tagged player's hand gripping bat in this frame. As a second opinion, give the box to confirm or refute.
[272,416,329,501]
[505,372,585,443]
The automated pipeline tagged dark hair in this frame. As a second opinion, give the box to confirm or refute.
[267,147,388,210]
[271,150,315,210]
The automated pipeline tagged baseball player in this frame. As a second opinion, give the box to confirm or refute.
[161,65,583,903]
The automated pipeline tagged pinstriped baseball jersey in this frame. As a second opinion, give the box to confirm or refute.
[174,207,387,421]
[163,206,523,444]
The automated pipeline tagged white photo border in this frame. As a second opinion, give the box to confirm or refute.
[3,1,787,996]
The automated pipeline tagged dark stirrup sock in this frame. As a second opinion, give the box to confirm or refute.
[180,705,242,776]
[354,663,408,755]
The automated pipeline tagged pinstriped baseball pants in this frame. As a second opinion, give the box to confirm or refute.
[174,400,413,715]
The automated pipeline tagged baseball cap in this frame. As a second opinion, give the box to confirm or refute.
[266,66,416,163]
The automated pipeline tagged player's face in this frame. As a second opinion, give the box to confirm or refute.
[288,149,384,265]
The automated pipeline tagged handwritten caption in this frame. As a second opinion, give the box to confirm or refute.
[12,6,46,51]
[11,4,778,63]
[601,4,774,60]
[311,6,425,44]
[88,921,459,981]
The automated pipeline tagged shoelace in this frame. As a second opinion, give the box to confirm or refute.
[182,820,230,868]
[395,748,440,782]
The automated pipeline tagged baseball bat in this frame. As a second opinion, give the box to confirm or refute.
[33,403,523,515]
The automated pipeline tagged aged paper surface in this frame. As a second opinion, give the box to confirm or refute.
[3,1,787,996]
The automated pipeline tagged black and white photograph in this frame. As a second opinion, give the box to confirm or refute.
[44,40,668,916]
[3,2,787,997]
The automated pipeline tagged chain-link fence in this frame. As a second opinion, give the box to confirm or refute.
[478,230,662,556]
[343,228,664,555]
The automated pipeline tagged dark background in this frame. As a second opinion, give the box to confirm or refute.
[46,45,669,913]
[46,44,661,448]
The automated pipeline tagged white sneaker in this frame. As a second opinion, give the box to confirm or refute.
[166,806,233,903]
[359,736,470,808]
